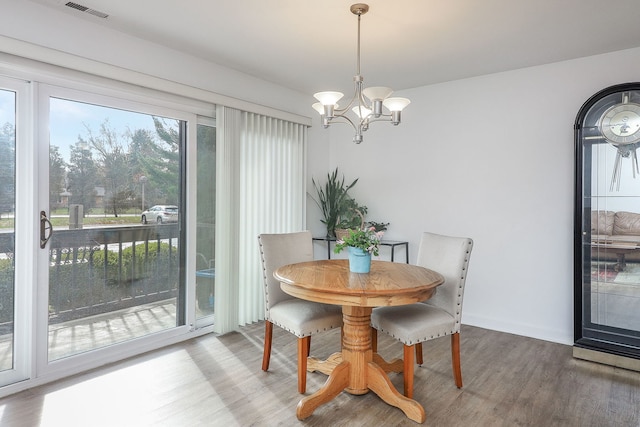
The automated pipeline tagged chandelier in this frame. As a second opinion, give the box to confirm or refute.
[312,3,410,144]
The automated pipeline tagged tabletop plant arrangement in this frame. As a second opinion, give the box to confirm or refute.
[334,226,384,273]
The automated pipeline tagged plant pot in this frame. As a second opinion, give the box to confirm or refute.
[348,246,371,273]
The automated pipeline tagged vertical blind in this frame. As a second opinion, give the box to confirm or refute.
[215,106,307,333]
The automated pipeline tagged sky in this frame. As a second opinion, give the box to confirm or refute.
[0,90,166,163]
[0,90,14,128]
[0,88,184,218]
[50,97,161,163]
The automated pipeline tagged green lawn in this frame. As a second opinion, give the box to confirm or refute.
[0,215,141,229]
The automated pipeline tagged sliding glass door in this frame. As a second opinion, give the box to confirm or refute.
[0,77,30,387]
[0,62,220,394]
[38,86,191,365]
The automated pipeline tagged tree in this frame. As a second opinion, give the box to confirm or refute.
[67,138,99,213]
[87,120,133,217]
[197,124,216,224]
[128,118,180,207]
[0,122,15,217]
[128,128,158,209]
[150,117,180,205]
[49,145,67,210]
[195,124,216,268]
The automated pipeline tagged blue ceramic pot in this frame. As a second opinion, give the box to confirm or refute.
[348,246,371,273]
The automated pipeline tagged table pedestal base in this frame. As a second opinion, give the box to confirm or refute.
[296,306,426,424]
[308,353,403,377]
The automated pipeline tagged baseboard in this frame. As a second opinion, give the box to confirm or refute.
[462,313,573,345]
[573,346,640,372]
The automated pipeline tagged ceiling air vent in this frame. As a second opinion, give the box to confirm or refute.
[64,2,109,19]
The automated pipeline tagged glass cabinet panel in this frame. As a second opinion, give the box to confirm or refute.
[575,83,640,360]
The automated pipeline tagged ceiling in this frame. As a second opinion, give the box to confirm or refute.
[28,0,640,95]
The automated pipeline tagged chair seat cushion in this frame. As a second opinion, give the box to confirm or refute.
[371,303,456,345]
[270,299,343,338]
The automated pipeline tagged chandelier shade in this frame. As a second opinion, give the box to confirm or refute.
[313,91,344,106]
[311,102,325,115]
[363,87,393,102]
[383,97,411,111]
[352,106,372,119]
[311,3,410,143]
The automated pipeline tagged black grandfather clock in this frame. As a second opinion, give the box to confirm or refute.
[574,82,640,369]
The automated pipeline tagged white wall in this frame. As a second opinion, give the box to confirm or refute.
[0,0,310,119]
[306,47,640,344]
[5,0,640,345]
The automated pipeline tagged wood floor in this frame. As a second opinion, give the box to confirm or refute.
[2,323,639,426]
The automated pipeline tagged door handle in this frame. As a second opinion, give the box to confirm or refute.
[40,210,53,249]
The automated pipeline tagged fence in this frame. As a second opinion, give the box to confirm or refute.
[0,224,181,325]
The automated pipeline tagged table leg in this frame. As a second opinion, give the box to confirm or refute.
[295,305,426,423]
[297,362,350,420]
[367,362,426,423]
[372,353,403,373]
[342,305,373,394]
[307,352,343,375]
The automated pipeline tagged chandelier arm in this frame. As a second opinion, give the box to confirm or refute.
[333,98,357,115]
[357,87,370,109]
[353,76,373,111]
[365,116,393,125]
[333,79,366,115]
[327,115,359,131]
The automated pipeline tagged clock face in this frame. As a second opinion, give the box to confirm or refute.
[599,102,640,144]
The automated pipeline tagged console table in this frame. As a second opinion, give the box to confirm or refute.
[313,237,409,263]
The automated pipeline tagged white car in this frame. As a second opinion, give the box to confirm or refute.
[141,205,179,224]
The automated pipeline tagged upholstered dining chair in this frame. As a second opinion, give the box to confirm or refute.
[371,231,473,398]
[258,231,343,394]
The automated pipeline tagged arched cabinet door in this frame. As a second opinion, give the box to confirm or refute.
[574,82,640,365]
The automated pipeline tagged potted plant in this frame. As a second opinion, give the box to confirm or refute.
[335,197,368,239]
[334,226,384,273]
[366,221,389,232]
[312,167,359,238]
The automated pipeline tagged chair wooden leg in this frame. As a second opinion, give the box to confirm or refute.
[262,321,273,371]
[371,327,378,353]
[298,336,310,393]
[415,342,424,366]
[451,332,463,388]
[403,344,415,398]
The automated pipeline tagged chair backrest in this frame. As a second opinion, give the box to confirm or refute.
[416,232,473,328]
[258,231,314,319]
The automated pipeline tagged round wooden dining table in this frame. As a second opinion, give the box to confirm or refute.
[274,259,444,424]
